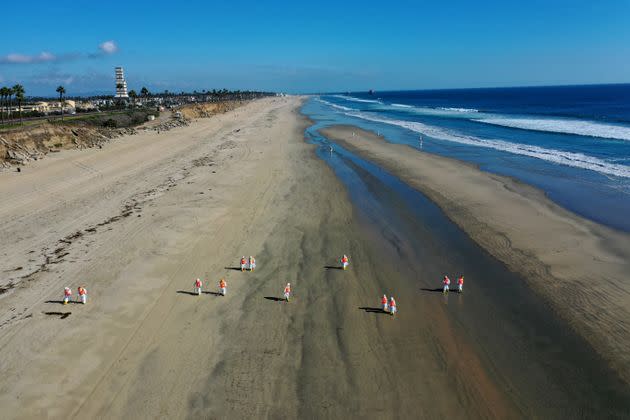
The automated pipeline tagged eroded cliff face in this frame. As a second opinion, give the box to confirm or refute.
[179,101,245,119]
[0,101,248,170]
[0,124,140,169]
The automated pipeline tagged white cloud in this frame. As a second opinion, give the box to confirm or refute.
[1,51,56,64]
[98,41,118,55]
[1,41,118,65]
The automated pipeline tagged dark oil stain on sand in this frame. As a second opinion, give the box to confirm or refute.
[310,126,630,418]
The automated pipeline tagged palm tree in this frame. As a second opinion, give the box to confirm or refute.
[6,87,14,121]
[0,87,7,124]
[4,87,10,122]
[129,89,138,106]
[140,86,149,98]
[56,85,66,121]
[13,84,25,125]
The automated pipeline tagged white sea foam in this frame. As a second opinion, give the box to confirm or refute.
[387,105,477,118]
[316,98,353,111]
[438,107,479,113]
[478,117,630,142]
[329,96,630,141]
[332,95,383,104]
[344,111,630,179]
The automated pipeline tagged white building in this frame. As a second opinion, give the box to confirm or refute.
[115,66,129,98]
[6,100,75,114]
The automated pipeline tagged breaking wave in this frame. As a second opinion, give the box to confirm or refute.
[478,117,630,142]
[344,111,630,179]
[328,95,630,142]
[316,98,353,111]
[332,95,383,104]
[438,107,479,113]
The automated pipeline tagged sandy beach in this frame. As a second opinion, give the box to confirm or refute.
[321,125,630,385]
[1,97,630,419]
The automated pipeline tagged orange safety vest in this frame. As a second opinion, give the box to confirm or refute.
[219,280,226,288]
[390,299,396,308]
[78,288,86,295]
[64,289,71,296]
[458,277,464,285]
[241,258,246,265]
[381,296,387,304]
[195,279,202,287]
[284,287,291,294]
[342,256,348,263]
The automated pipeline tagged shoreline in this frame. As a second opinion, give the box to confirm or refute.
[320,124,630,385]
[2,97,629,418]
[2,96,522,418]
[0,96,538,418]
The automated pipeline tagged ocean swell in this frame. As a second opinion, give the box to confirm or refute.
[316,98,353,111]
[345,111,630,179]
[438,107,479,113]
[478,117,630,142]
[332,95,383,104]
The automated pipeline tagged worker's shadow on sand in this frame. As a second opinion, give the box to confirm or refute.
[324,265,344,270]
[176,290,201,296]
[204,291,224,296]
[224,266,244,271]
[359,306,389,314]
[420,288,446,293]
[45,300,79,305]
[264,296,285,302]
[43,311,72,319]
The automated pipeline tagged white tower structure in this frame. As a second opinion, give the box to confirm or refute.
[115,66,129,98]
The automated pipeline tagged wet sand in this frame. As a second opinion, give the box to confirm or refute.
[321,125,630,386]
[1,98,629,419]
[313,143,630,417]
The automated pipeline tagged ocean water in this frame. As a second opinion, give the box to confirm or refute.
[302,84,630,232]
[302,124,630,417]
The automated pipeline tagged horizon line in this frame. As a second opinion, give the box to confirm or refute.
[304,81,630,96]
[8,81,630,99]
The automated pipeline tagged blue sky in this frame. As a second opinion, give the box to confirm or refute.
[1,0,629,96]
